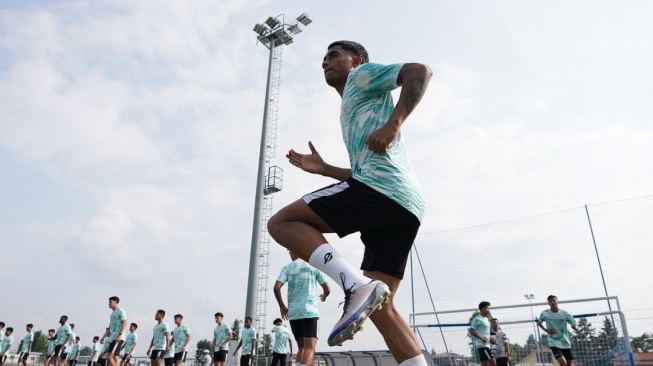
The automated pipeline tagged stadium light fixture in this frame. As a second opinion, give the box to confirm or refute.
[297,13,312,25]
[245,11,311,327]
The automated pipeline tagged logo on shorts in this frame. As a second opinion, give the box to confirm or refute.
[323,252,333,264]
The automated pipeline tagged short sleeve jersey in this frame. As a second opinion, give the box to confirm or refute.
[109,308,127,341]
[63,332,76,352]
[123,332,138,354]
[276,259,328,320]
[240,327,256,355]
[340,62,425,221]
[0,336,13,354]
[70,342,81,359]
[21,332,34,352]
[271,325,291,354]
[213,323,232,351]
[91,343,101,362]
[152,322,169,351]
[172,324,189,350]
[470,315,491,349]
[490,330,509,357]
[539,309,576,349]
[164,342,175,358]
[46,339,55,354]
[55,324,72,346]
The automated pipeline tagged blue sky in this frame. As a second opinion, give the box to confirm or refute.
[1,0,652,355]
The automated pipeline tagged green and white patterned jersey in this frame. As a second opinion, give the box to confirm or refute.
[172,324,190,350]
[46,339,55,355]
[271,326,291,354]
[63,332,75,353]
[21,332,34,352]
[539,309,576,349]
[69,342,81,360]
[122,332,138,355]
[152,322,169,351]
[0,336,13,354]
[470,315,491,349]
[340,62,425,221]
[164,342,175,358]
[213,324,232,351]
[108,308,127,341]
[240,327,256,355]
[277,259,327,320]
[90,342,101,362]
[55,324,72,346]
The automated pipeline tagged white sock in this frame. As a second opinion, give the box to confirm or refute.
[398,354,428,366]
[308,243,370,291]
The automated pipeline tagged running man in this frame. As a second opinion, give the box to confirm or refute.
[89,337,101,366]
[18,324,34,366]
[171,315,191,366]
[119,323,138,366]
[273,251,329,366]
[45,329,56,366]
[101,296,127,366]
[538,295,579,366]
[52,316,72,366]
[468,301,496,366]
[232,317,256,366]
[266,40,432,366]
[211,313,232,366]
[269,319,292,366]
[68,337,81,366]
[0,327,13,366]
[490,319,510,366]
[147,310,170,366]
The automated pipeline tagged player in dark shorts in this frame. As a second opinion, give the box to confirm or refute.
[267,40,432,366]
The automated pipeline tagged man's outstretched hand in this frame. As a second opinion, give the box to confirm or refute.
[286,141,325,174]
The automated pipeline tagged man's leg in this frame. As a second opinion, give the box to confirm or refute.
[294,338,304,365]
[299,338,317,366]
[363,271,421,363]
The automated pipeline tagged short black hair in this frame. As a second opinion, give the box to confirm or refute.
[479,301,491,310]
[61,315,68,321]
[328,40,369,64]
[215,312,223,318]
[174,314,183,319]
[491,318,498,322]
[245,316,252,322]
[109,296,120,303]
[75,336,80,341]
[93,336,99,341]
[27,324,33,329]
[157,309,166,316]
[48,329,55,333]
[6,327,13,332]
[273,318,282,325]
[131,323,138,329]
[547,295,557,301]
[0,322,4,327]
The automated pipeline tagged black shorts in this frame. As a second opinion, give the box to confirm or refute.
[496,357,508,366]
[164,358,174,366]
[121,354,132,363]
[477,347,493,361]
[150,350,164,360]
[239,355,251,366]
[213,350,228,362]
[551,347,574,361]
[61,353,70,361]
[174,352,187,362]
[19,352,30,360]
[289,318,319,339]
[54,345,64,356]
[270,352,287,366]
[303,177,420,279]
[69,360,78,366]
[108,340,124,356]
[98,358,107,366]
[1,355,7,364]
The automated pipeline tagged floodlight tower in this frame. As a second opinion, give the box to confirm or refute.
[525,294,543,364]
[245,12,312,336]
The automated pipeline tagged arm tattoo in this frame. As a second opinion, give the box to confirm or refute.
[403,70,427,114]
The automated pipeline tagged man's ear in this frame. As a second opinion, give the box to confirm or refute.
[352,55,363,67]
